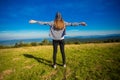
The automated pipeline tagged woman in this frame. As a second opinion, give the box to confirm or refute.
[29,12,87,69]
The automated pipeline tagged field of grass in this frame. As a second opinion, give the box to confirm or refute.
[0,43,120,80]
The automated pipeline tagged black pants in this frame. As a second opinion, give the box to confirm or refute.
[53,39,66,65]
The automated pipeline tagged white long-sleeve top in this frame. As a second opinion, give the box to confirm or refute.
[36,21,83,40]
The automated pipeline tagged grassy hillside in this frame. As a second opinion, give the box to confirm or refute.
[0,43,120,80]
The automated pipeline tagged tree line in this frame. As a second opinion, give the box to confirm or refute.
[0,39,51,49]
[0,38,120,49]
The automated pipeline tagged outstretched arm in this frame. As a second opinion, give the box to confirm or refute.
[65,22,87,26]
[29,20,53,25]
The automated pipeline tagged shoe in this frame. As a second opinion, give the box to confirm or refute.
[63,64,66,68]
[53,65,56,69]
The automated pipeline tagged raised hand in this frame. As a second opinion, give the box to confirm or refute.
[29,20,37,24]
[80,22,87,26]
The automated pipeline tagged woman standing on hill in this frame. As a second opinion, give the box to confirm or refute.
[29,12,87,69]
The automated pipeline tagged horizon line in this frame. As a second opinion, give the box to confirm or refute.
[0,33,120,41]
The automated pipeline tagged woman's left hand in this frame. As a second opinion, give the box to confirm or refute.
[80,22,87,26]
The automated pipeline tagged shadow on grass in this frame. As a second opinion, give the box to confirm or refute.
[23,54,52,67]
[23,54,62,68]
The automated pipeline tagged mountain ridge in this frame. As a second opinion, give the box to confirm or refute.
[0,34,120,46]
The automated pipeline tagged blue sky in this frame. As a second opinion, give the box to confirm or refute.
[0,0,120,40]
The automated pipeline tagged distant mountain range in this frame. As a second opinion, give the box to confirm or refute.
[0,34,120,46]
[66,34,120,39]
[0,38,45,46]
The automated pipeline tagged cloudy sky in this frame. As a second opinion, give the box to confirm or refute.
[0,0,120,40]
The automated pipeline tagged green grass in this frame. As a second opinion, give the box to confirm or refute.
[0,43,120,80]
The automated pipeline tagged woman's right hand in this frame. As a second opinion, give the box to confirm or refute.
[29,20,37,24]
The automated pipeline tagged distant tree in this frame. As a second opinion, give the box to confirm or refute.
[14,43,19,47]
[19,41,24,47]
[74,41,80,44]
[14,41,25,47]
[0,45,4,49]
[41,39,50,45]
[31,42,38,46]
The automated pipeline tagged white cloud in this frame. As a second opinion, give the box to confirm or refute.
[67,30,120,36]
[0,30,49,40]
[0,30,120,40]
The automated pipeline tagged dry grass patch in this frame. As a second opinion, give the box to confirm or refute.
[12,57,20,61]
[0,69,15,80]
[23,64,35,69]
[63,67,72,79]
[40,70,57,80]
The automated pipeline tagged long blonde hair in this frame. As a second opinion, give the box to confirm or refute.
[54,12,65,30]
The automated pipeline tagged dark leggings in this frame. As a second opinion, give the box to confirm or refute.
[53,39,66,65]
